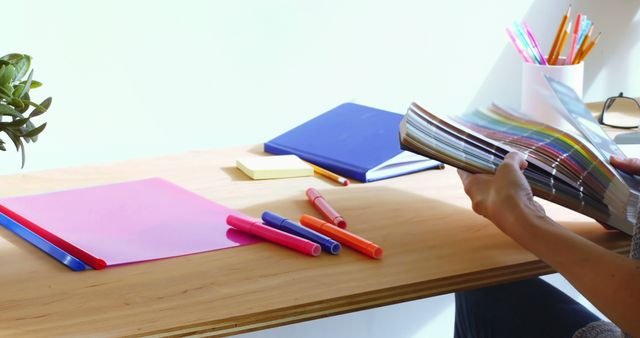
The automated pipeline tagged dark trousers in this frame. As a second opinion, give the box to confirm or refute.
[454,278,601,338]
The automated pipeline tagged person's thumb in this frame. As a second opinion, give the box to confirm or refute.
[497,152,528,179]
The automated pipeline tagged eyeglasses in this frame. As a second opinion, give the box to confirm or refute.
[598,92,640,129]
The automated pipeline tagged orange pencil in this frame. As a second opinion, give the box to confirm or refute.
[550,21,571,65]
[547,5,571,62]
[576,32,601,64]
[300,215,383,259]
[573,26,594,64]
[304,161,350,186]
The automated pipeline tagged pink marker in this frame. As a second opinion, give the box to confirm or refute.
[226,214,321,256]
[306,188,347,228]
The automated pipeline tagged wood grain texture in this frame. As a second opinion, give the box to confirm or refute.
[0,145,630,337]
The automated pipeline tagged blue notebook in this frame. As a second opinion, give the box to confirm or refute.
[264,103,442,182]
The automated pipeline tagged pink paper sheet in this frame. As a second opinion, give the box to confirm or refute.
[0,178,259,267]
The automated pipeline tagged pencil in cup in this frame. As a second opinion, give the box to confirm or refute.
[304,161,350,186]
[547,5,571,62]
[575,32,600,64]
[573,26,593,65]
[550,21,571,65]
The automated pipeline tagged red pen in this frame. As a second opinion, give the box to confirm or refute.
[226,214,321,257]
[306,188,347,228]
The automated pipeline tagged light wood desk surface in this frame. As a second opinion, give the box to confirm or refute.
[0,145,630,337]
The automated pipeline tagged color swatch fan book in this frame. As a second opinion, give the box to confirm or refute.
[399,78,639,235]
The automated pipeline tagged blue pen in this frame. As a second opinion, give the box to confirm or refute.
[261,211,341,254]
[0,212,88,271]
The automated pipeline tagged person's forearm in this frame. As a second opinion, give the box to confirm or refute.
[503,209,640,336]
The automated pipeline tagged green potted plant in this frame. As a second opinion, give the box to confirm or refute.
[0,53,51,168]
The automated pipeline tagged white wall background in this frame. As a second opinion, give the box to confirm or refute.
[2,1,639,337]
[2,0,639,173]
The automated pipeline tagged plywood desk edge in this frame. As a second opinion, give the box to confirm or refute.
[136,245,630,337]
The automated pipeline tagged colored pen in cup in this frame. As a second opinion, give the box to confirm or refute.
[299,215,382,259]
[262,211,341,254]
[306,188,347,228]
[226,214,320,257]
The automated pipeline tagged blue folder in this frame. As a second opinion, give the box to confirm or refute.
[265,103,442,182]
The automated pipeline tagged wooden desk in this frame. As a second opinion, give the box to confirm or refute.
[0,145,630,337]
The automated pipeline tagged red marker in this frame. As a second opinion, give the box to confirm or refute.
[226,214,321,257]
[306,188,347,228]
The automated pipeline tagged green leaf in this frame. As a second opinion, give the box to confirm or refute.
[12,84,25,97]
[10,97,24,109]
[21,122,33,143]
[12,55,31,82]
[1,84,13,97]
[20,79,42,89]
[0,53,23,62]
[0,104,24,118]
[18,93,30,113]
[5,130,22,151]
[0,65,15,85]
[16,69,33,98]
[17,102,29,113]
[3,128,26,168]
[20,120,37,142]
[0,117,30,127]
[21,122,46,138]
[20,140,25,167]
[0,85,12,97]
[28,97,52,118]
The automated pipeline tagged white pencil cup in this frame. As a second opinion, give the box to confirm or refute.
[521,57,583,132]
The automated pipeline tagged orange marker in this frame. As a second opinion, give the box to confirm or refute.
[299,215,383,259]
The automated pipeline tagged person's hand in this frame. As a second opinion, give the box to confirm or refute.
[457,152,546,235]
[610,155,640,175]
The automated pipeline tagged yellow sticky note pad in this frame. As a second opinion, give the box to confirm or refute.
[236,155,313,180]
